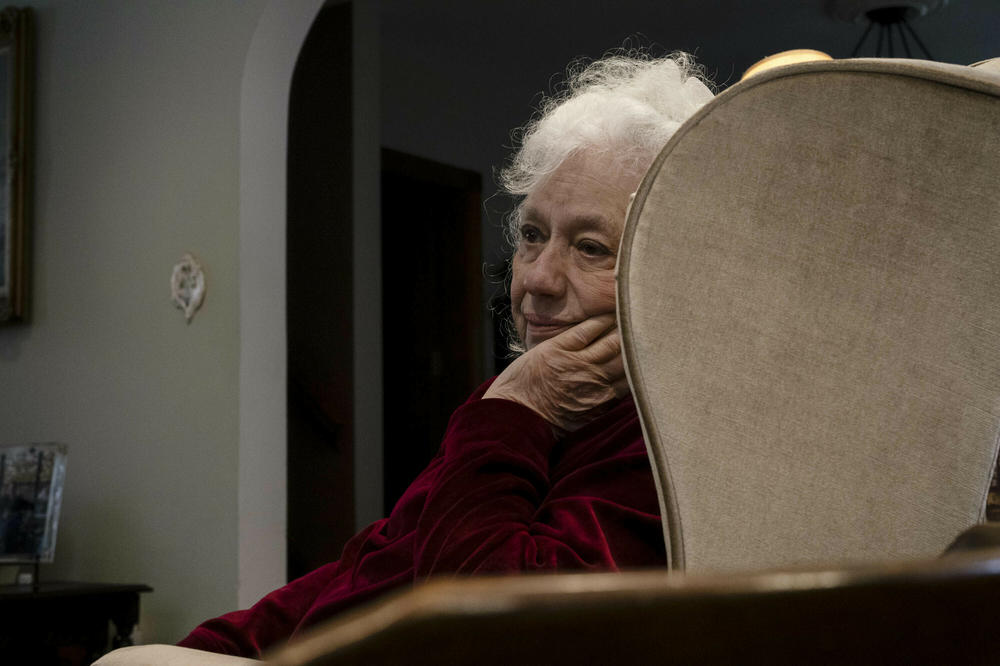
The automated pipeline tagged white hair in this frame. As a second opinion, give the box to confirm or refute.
[500,51,714,244]
[494,51,714,357]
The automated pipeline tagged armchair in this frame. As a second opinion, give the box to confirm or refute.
[618,54,1000,573]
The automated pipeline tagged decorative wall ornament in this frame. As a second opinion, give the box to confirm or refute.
[170,253,206,322]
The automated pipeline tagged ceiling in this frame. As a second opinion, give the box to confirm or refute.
[380,0,997,86]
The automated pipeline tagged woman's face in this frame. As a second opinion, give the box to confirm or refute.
[511,151,643,350]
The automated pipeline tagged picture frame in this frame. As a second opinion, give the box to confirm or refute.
[0,443,67,563]
[0,7,31,324]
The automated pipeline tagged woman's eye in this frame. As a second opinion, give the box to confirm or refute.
[578,240,610,257]
[519,226,541,243]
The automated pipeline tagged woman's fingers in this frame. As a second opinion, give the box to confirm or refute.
[555,313,617,351]
[611,376,631,399]
[586,327,621,363]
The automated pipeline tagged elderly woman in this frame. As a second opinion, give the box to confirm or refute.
[179,51,713,657]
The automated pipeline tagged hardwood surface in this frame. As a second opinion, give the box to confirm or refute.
[0,581,152,665]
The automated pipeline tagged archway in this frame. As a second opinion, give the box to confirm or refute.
[237,0,324,607]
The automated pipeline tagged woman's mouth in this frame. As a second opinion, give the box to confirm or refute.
[523,316,576,344]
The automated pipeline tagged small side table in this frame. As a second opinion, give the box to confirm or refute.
[0,581,152,665]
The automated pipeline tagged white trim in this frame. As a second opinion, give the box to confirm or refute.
[238,0,324,608]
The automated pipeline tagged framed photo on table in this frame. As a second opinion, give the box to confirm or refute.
[0,443,67,563]
[0,7,31,324]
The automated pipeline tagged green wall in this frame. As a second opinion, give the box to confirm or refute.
[0,0,268,643]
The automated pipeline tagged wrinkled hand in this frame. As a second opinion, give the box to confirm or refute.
[483,313,629,434]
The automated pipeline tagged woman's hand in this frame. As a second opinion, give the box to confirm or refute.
[482,313,629,433]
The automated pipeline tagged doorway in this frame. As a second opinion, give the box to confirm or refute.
[286,1,356,581]
[381,149,483,510]
[286,3,486,580]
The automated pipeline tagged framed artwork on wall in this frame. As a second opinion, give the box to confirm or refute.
[0,7,31,324]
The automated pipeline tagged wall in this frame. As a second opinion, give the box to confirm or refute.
[0,0,267,643]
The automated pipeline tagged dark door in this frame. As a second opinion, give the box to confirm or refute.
[381,149,483,511]
[286,2,356,581]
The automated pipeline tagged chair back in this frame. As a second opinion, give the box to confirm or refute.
[618,57,1000,572]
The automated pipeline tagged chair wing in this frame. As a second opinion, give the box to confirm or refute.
[618,58,1000,572]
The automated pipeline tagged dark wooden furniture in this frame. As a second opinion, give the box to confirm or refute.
[269,548,1000,665]
[0,581,151,666]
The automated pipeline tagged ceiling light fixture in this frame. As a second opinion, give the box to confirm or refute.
[828,0,948,59]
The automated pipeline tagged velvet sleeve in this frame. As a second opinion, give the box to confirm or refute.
[176,522,387,656]
[176,561,337,656]
[413,396,664,576]
[178,383,664,657]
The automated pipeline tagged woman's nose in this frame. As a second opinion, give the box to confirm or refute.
[522,244,567,296]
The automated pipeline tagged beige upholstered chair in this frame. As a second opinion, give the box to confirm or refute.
[96,54,1000,665]
[618,55,1000,573]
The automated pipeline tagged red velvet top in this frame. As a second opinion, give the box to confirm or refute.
[178,380,665,657]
